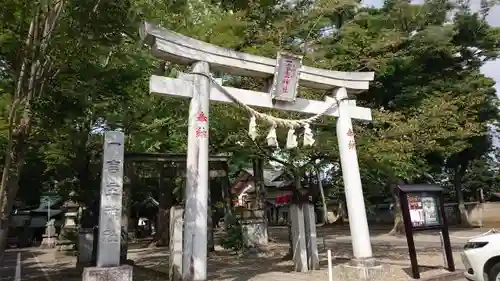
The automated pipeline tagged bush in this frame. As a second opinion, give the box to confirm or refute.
[220,213,243,253]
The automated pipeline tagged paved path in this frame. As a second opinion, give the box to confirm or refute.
[0,249,53,281]
[0,250,20,281]
[269,225,497,247]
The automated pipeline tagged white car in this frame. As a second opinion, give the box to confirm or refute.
[462,232,500,281]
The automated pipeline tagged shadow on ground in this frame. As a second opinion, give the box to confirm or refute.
[131,243,296,281]
[129,240,452,281]
[17,224,467,281]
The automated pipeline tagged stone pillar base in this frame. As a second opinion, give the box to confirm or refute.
[77,228,95,268]
[169,206,184,281]
[40,236,57,248]
[290,204,307,272]
[303,204,319,270]
[338,258,383,281]
[57,240,75,252]
[82,265,133,281]
[241,219,268,248]
[241,209,268,249]
[53,249,75,260]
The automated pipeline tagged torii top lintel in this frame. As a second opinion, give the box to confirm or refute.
[140,22,374,91]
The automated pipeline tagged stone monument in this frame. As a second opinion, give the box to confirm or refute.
[82,131,133,281]
[40,219,57,248]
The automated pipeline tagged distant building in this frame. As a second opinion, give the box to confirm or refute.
[12,194,63,229]
[230,168,295,224]
[488,192,500,202]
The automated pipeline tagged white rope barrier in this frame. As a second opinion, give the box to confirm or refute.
[327,249,333,281]
[448,229,498,239]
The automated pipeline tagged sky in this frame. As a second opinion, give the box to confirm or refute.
[361,0,500,95]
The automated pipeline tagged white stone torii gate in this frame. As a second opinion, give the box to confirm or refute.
[141,22,376,281]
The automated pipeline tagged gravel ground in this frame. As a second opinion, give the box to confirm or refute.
[128,241,465,281]
[19,224,482,281]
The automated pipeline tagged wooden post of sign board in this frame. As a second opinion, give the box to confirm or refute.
[399,187,420,279]
[399,184,455,279]
[438,191,455,272]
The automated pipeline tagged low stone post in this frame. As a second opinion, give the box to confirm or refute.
[241,208,268,249]
[77,228,94,269]
[303,204,319,270]
[290,204,308,272]
[169,206,184,281]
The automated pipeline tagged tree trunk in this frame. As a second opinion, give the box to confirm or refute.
[337,201,347,224]
[221,162,232,218]
[121,161,139,262]
[151,164,174,247]
[254,158,266,210]
[74,122,94,204]
[207,184,214,252]
[121,173,131,263]
[315,167,329,224]
[288,168,302,256]
[389,183,405,235]
[0,0,66,258]
[454,164,470,226]
[0,122,30,258]
[124,162,138,238]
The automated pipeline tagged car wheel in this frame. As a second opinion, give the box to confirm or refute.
[489,262,500,281]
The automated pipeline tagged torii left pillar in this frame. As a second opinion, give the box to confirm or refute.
[182,61,210,281]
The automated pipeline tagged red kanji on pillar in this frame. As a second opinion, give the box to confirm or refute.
[348,140,356,151]
[196,111,208,138]
[196,127,207,137]
[197,112,208,123]
[347,128,354,137]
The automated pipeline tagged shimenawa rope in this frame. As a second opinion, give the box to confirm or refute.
[191,72,341,128]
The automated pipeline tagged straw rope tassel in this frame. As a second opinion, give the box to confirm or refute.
[286,127,298,149]
[303,123,315,146]
[248,115,258,140]
[267,124,279,147]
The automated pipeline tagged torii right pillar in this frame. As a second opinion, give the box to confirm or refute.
[336,88,382,280]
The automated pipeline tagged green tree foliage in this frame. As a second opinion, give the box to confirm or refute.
[0,0,499,255]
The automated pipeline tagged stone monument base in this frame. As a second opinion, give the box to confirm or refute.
[77,228,94,267]
[57,239,75,252]
[82,265,133,281]
[240,209,268,249]
[241,219,268,248]
[338,258,383,281]
[40,236,57,248]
